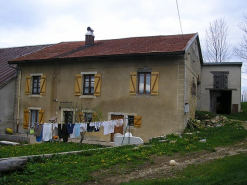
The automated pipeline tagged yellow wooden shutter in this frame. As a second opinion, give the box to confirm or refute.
[134,116,142,128]
[130,72,137,95]
[25,76,31,95]
[23,109,29,129]
[78,112,84,122]
[40,75,46,95]
[94,74,101,96]
[39,110,44,124]
[151,72,159,95]
[75,74,82,96]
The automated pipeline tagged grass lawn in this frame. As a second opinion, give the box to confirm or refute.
[122,153,247,185]
[0,142,104,158]
[1,119,247,184]
[1,105,247,184]
[223,102,247,121]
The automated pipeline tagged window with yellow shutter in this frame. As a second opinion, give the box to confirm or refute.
[83,74,95,95]
[78,72,101,97]
[26,74,46,96]
[24,108,44,128]
[138,72,151,94]
[130,68,159,96]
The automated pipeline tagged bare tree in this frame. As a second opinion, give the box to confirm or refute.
[234,13,247,61]
[203,18,231,63]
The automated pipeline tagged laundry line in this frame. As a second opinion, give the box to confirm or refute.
[32,119,125,143]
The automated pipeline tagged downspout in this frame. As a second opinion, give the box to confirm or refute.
[9,64,21,133]
[184,56,187,115]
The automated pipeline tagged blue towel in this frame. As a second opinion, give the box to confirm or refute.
[75,124,80,137]
[36,129,43,142]
[66,123,75,134]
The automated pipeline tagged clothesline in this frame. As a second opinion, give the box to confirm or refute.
[33,119,124,142]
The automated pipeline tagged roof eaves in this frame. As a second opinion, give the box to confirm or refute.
[203,62,243,66]
[8,51,186,64]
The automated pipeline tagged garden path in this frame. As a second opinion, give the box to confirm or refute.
[84,139,247,185]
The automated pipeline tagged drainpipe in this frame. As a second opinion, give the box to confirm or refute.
[184,54,188,130]
[9,64,21,133]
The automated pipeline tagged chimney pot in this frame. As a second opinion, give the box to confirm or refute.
[85,27,94,45]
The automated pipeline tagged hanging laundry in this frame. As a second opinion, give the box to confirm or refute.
[74,124,81,137]
[42,123,52,141]
[34,124,43,142]
[80,123,87,132]
[87,122,94,132]
[102,121,109,135]
[117,119,124,127]
[52,123,58,130]
[102,121,114,135]
[94,122,101,132]
[70,126,77,138]
[58,124,63,139]
[108,121,115,134]
[36,129,43,142]
[94,127,100,132]
[66,123,75,134]
[34,124,43,137]
[58,124,69,142]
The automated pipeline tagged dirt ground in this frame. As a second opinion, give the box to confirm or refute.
[84,122,247,185]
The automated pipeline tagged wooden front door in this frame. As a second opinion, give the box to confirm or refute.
[110,115,124,142]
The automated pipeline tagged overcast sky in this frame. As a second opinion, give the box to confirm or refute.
[1,0,247,85]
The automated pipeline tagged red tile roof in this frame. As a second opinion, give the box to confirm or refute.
[0,45,51,88]
[9,33,198,63]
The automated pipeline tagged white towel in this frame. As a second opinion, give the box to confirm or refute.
[42,123,52,141]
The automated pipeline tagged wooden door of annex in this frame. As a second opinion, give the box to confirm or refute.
[110,115,124,142]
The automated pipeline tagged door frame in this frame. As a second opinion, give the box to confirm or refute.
[60,108,74,124]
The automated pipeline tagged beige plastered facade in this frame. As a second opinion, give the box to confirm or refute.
[198,63,242,113]
[15,40,202,142]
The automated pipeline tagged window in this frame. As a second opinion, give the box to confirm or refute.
[75,73,101,97]
[85,113,93,122]
[25,74,46,95]
[138,73,151,94]
[32,76,41,94]
[127,115,134,126]
[23,109,44,129]
[30,110,39,127]
[83,74,95,95]
[130,69,159,96]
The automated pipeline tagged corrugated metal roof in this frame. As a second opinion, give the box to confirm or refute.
[10,33,197,63]
[0,44,52,88]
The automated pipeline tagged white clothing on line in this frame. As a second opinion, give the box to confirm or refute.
[42,123,52,141]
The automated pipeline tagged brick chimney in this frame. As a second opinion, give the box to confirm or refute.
[85,27,94,46]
